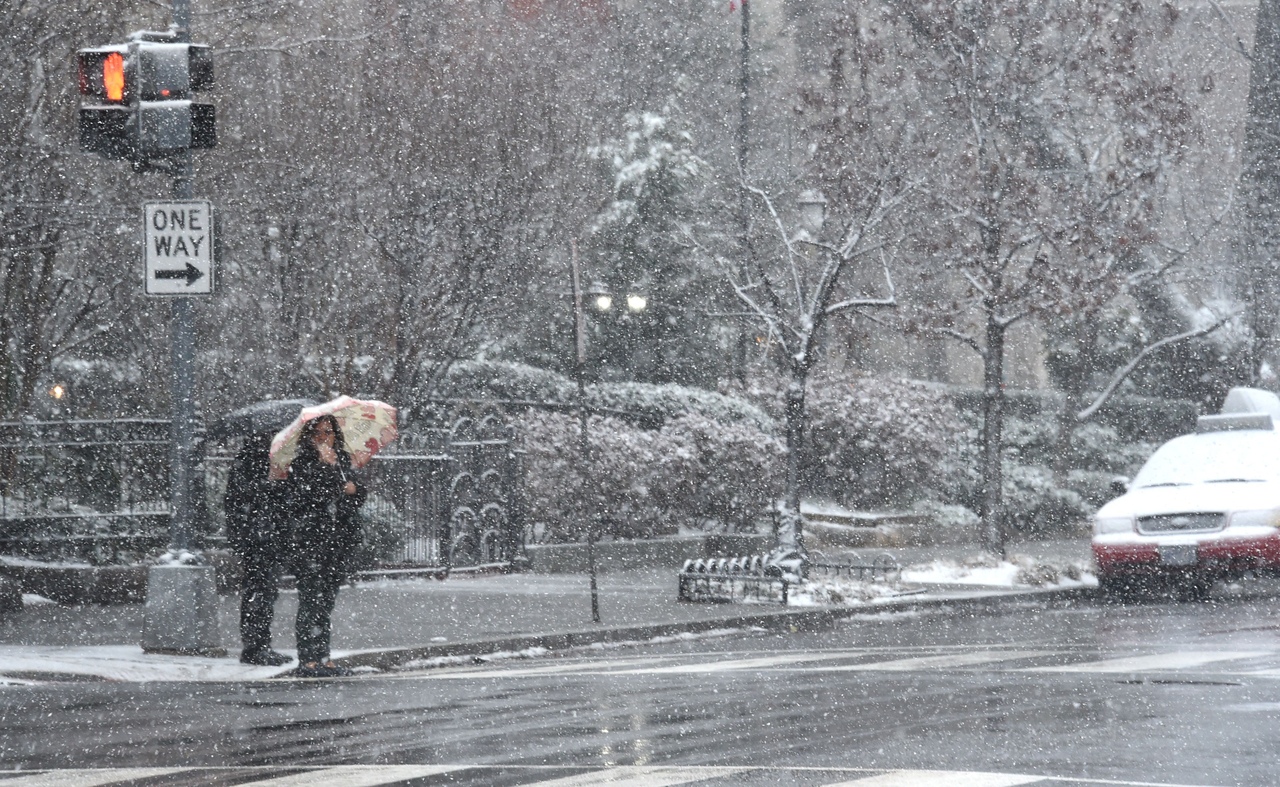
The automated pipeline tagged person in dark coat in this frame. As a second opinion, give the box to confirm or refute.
[223,433,292,666]
[288,414,366,678]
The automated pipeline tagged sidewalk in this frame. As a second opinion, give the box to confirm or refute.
[0,538,1095,684]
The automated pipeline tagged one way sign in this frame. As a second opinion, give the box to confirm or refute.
[144,201,214,296]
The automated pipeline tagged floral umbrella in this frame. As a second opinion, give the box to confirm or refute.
[269,395,398,480]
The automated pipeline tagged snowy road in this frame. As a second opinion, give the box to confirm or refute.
[2,594,1279,785]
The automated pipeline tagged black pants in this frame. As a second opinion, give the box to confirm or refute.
[294,555,343,664]
[237,547,282,655]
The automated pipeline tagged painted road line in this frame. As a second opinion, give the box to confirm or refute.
[1023,650,1271,674]
[403,658,677,679]
[810,650,1058,672]
[233,764,466,786]
[602,652,865,674]
[517,766,748,786]
[0,769,193,787]
[821,770,1044,786]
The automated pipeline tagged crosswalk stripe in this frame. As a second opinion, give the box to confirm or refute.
[0,767,1220,787]
[516,766,748,786]
[0,769,192,787]
[820,771,1044,786]
[1023,650,1270,674]
[233,764,465,786]
[812,650,1057,672]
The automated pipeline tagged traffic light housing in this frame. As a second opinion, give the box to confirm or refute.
[77,34,216,162]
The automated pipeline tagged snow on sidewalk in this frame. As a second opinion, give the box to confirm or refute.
[0,645,298,683]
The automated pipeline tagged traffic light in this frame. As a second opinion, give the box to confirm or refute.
[77,33,216,162]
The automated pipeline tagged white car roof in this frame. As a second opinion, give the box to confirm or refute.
[1132,429,1280,488]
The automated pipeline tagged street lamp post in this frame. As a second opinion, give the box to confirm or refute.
[571,241,602,624]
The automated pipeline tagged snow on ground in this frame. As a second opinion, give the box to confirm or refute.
[788,578,913,607]
[788,554,1095,607]
[900,554,1097,589]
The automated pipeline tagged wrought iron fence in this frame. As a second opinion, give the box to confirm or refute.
[0,420,177,563]
[4,408,527,570]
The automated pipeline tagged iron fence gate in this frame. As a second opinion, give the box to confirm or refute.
[362,409,526,571]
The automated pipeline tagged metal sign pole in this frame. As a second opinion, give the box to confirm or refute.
[141,0,222,655]
[170,142,195,550]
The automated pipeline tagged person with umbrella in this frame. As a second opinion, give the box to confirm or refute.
[223,432,292,666]
[286,413,368,678]
[270,396,396,678]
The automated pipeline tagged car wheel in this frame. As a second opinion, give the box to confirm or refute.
[1173,574,1214,602]
[1098,574,1133,600]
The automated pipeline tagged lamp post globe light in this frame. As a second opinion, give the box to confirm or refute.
[796,189,827,235]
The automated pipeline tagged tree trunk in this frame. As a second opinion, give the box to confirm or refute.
[1052,316,1096,478]
[979,314,1007,558]
[781,370,808,555]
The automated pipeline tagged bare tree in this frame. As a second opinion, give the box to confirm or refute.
[692,169,912,554]
[0,0,130,426]
[886,0,1197,555]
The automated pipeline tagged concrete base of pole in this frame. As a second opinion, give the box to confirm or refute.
[141,565,225,656]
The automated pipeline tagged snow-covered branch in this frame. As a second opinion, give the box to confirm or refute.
[825,252,897,315]
[1075,313,1237,422]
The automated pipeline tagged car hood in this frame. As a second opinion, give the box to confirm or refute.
[1098,481,1280,519]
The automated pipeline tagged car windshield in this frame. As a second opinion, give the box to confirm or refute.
[1132,430,1280,488]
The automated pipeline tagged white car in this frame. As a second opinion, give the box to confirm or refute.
[1093,388,1280,598]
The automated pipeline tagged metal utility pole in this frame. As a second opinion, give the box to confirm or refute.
[571,240,601,624]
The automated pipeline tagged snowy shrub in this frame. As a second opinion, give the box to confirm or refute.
[910,500,980,530]
[437,361,577,405]
[1064,469,1128,509]
[805,376,966,509]
[589,382,774,431]
[1001,464,1089,533]
[1000,417,1058,466]
[518,410,782,541]
[519,411,698,540]
[940,407,1147,532]
[1063,422,1156,476]
[667,414,785,532]
[432,361,772,430]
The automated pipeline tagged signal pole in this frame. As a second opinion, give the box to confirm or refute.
[168,0,197,556]
[139,0,222,656]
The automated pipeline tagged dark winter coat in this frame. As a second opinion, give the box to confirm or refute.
[287,446,367,567]
[223,435,288,558]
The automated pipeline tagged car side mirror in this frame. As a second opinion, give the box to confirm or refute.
[1109,476,1130,497]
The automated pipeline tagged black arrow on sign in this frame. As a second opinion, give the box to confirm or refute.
[154,262,204,286]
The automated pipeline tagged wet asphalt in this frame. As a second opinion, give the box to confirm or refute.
[3,589,1279,786]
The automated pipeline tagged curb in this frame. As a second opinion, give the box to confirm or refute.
[334,584,1094,672]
